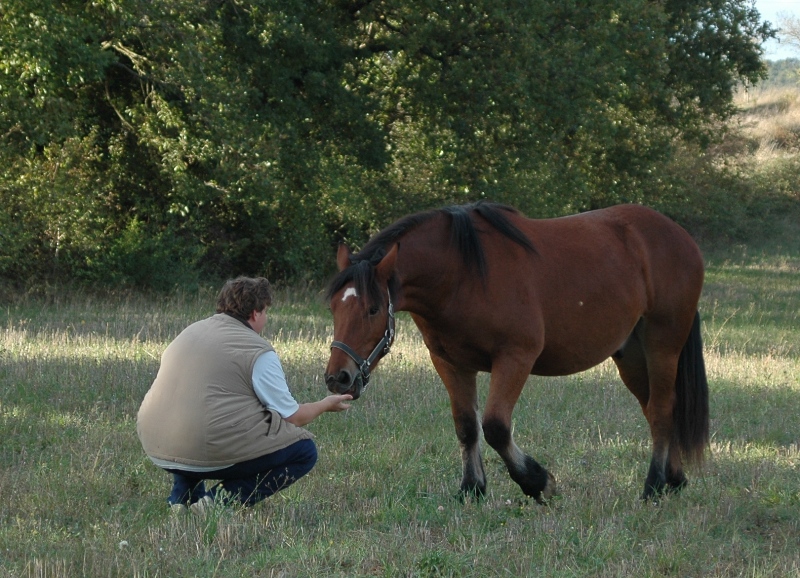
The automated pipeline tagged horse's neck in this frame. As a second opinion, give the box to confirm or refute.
[393,239,457,319]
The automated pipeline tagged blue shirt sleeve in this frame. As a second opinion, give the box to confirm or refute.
[252,351,300,419]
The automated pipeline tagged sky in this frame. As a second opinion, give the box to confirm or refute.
[756,0,798,60]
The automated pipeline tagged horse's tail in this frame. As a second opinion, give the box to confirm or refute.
[673,311,710,465]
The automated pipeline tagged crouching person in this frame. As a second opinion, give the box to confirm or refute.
[137,276,352,510]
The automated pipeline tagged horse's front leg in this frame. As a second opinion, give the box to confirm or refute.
[430,354,485,499]
[483,356,557,504]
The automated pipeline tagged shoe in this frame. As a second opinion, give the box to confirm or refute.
[170,503,188,515]
[190,495,214,515]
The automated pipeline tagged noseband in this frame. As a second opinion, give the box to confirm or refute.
[330,291,396,390]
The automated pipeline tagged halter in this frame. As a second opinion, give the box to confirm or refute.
[330,290,395,391]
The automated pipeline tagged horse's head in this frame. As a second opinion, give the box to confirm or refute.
[324,243,398,399]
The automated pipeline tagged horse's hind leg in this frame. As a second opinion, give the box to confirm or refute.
[430,354,486,499]
[482,356,556,504]
[614,324,686,499]
[642,350,686,498]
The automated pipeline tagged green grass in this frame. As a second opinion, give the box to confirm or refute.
[1,245,799,577]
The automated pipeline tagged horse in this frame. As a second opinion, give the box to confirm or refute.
[324,202,709,502]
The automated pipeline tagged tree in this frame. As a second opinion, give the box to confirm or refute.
[0,0,777,288]
[777,12,800,52]
[347,0,775,211]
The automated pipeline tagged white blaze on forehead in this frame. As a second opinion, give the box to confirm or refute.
[341,287,358,302]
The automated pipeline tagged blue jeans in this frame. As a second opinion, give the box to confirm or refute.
[165,439,318,507]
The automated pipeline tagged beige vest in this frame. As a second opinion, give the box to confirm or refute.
[137,313,312,467]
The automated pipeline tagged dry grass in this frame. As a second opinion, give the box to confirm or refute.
[1,84,799,575]
[733,87,800,160]
[0,249,798,576]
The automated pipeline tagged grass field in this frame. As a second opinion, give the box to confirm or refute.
[1,234,798,577]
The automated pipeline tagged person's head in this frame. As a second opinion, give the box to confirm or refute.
[216,277,273,321]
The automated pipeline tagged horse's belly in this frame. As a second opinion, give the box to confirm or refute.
[531,347,614,376]
[427,331,622,377]
[531,323,632,376]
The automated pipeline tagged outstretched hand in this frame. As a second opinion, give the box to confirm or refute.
[325,394,353,412]
[286,393,353,426]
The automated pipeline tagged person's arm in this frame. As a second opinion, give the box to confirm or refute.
[285,394,353,427]
[252,351,300,417]
[252,351,352,426]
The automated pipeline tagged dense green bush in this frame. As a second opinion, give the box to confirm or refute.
[0,0,778,289]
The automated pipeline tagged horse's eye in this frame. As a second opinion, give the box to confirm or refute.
[368,306,379,316]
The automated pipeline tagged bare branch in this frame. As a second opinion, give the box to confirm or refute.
[777,12,800,53]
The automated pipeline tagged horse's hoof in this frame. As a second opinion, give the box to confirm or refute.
[536,471,557,504]
[456,484,486,503]
[641,481,667,501]
[667,473,688,493]
[642,476,687,502]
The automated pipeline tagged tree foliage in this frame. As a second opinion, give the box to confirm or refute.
[0,0,776,288]
[761,58,800,88]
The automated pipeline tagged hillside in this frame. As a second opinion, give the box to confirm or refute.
[658,68,800,249]
[735,87,800,158]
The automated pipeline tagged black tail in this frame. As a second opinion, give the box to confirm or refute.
[673,311,710,465]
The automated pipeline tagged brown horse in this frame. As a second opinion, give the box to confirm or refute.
[324,202,709,501]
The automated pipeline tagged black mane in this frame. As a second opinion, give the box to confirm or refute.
[325,202,534,304]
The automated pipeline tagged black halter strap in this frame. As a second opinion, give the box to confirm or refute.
[330,290,395,390]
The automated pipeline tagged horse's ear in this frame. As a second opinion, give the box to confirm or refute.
[376,243,398,282]
[336,244,352,271]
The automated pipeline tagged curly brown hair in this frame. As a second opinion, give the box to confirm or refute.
[215,277,273,320]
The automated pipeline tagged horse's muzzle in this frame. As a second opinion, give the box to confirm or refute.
[325,370,363,399]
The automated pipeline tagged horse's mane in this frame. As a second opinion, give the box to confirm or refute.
[325,201,535,304]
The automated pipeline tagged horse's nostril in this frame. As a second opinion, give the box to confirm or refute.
[325,371,352,392]
[327,371,346,384]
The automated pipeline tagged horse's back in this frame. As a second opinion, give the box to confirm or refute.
[493,205,703,375]
[516,204,703,300]
[397,203,703,376]
[567,205,704,314]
